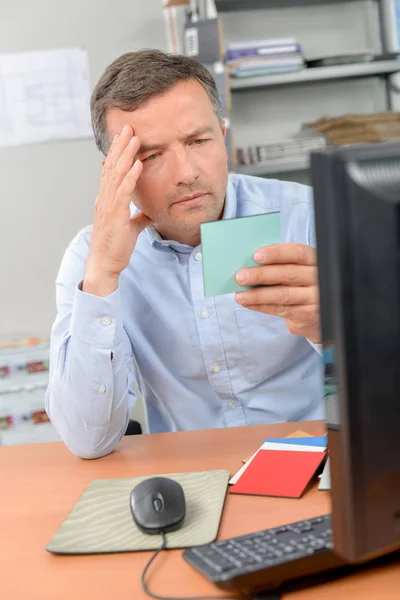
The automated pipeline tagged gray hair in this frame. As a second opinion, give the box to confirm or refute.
[90,49,224,155]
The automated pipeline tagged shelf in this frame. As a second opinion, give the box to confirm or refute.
[236,156,310,176]
[229,60,400,90]
[216,0,369,11]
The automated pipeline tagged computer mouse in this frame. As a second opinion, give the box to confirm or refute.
[130,476,186,535]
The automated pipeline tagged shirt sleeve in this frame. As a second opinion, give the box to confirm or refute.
[45,228,141,459]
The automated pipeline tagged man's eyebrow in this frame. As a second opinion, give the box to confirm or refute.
[138,142,164,155]
[184,126,215,139]
[138,126,215,155]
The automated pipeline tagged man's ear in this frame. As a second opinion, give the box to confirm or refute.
[221,119,227,139]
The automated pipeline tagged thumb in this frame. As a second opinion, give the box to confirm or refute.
[130,211,153,233]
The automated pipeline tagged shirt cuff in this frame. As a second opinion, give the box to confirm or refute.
[70,281,124,347]
[307,340,323,356]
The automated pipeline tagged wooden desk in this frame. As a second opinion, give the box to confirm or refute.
[1,421,399,600]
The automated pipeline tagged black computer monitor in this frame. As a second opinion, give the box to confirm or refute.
[311,141,400,564]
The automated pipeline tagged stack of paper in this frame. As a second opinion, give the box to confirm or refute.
[229,431,327,499]
[318,457,331,491]
[224,38,304,79]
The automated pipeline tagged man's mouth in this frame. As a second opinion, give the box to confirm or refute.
[172,193,208,206]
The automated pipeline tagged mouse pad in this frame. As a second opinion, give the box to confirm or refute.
[46,469,230,554]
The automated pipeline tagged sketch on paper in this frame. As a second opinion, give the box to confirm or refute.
[0,46,93,147]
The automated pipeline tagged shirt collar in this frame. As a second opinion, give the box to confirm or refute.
[146,175,238,253]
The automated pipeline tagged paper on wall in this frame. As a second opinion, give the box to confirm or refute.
[0,46,93,147]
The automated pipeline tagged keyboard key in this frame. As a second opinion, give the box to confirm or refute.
[312,516,326,524]
[244,542,265,554]
[253,545,273,555]
[239,555,259,567]
[253,531,272,541]
[325,542,334,550]
[191,549,233,573]
[217,560,241,572]
[223,543,240,554]
[242,538,256,546]
[288,526,302,534]
[292,543,305,551]
[309,539,327,550]
[270,538,279,545]
[275,526,289,534]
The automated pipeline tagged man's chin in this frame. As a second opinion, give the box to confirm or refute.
[165,209,221,229]
[154,200,224,237]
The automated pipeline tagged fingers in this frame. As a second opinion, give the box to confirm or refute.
[114,159,143,206]
[107,136,141,204]
[101,124,139,188]
[235,285,319,307]
[254,243,317,266]
[102,125,134,176]
[97,125,142,214]
[241,303,319,323]
[236,264,317,287]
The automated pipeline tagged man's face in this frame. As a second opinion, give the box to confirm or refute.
[105,80,229,245]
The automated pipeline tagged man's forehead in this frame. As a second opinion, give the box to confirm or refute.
[105,81,215,138]
[105,107,136,136]
[106,107,215,151]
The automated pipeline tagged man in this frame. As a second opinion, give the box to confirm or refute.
[45,49,324,459]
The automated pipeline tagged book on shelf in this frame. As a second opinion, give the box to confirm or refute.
[226,37,298,50]
[225,37,304,78]
[225,43,302,61]
[227,55,304,78]
[230,63,303,78]
[236,133,327,167]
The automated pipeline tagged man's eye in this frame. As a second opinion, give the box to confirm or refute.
[192,139,208,145]
[144,153,161,162]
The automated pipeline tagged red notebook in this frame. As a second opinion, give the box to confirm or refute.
[230,449,326,498]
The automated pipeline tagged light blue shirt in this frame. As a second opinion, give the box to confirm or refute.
[45,174,324,459]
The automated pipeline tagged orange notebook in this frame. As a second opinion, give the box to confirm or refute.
[230,449,326,499]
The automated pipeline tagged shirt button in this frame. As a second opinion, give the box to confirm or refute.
[97,384,106,394]
[228,400,237,410]
[194,252,202,261]
[100,316,112,326]
[211,363,221,373]
[201,309,210,319]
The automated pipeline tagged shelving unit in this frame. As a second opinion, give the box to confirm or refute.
[0,342,60,446]
[230,60,400,91]
[238,156,310,177]
[215,0,399,177]
[216,0,368,10]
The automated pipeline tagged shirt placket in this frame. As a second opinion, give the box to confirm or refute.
[189,248,247,427]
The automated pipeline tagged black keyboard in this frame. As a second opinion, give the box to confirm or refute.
[183,514,346,595]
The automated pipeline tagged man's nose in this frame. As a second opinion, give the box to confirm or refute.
[173,147,199,187]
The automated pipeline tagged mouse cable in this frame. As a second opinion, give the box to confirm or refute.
[140,531,280,600]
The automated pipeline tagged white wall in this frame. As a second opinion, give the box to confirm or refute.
[0,0,167,343]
